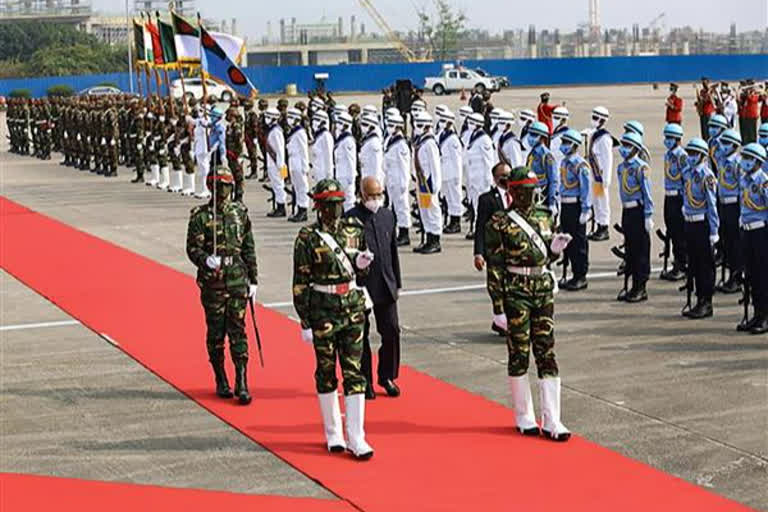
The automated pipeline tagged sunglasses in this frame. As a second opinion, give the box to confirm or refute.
[592,115,602,121]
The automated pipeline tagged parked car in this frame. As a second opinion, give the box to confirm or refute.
[424,67,499,96]
[79,85,122,96]
[170,78,234,102]
[474,68,509,88]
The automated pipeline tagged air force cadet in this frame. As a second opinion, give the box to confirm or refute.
[526,121,559,217]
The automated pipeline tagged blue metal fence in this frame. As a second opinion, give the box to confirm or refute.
[1,54,766,97]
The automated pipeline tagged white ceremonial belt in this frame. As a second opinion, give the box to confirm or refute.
[719,196,738,205]
[129,134,137,138]
[507,265,545,276]
[685,214,706,223]
[311,281,359,295]
[741,221,766,231]
[622,200,640,209]
[664,189,680,197]
[560,196,579,204]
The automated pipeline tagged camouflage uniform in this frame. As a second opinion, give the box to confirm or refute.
[186,167,258,404]
[243,99,260,178]
[103,102,119,176]
[226,107,246,201]
[130,104,146,183]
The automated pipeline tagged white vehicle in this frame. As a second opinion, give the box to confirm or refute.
[170,78,235,102]
[424,68,498,96]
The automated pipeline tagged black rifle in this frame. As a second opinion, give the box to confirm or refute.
[656,228,670,279]
[248,298,265,368]
[589,205,596,235]
[679,261,694,315]
[262,183,276,211]
[611,246,630,301]
[558,254,569,287]
[737,269,751,331]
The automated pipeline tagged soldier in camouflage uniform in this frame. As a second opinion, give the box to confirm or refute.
[167,107,184,193]
[186,166,258,405]
[225,103,246,202]
[103,99,119,177]
[292,179,375,460]
[484,166,573,442]
[243,98,260,179]
[179,103,196,195]
[130,100,146,183]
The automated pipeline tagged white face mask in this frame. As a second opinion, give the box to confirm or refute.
[590,118,601,129]
[159,116,165,123]
[364,198,383,213]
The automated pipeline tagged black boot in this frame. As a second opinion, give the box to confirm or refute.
[588,225,609,242]
[266,203,286,218]
[418,233,441,254]
[105,166,118,178]
[665,263,686,282]
[749,308,768,335]
[443,215,461,234]
[687,298,713,319]
[288,206,307,223]
[211,359,233,398]
[234,362,252,405]
[396,228,410,247]
[131,172,144,184]
[718,272,742,294]
[465,228,475,240]
[563,276,588,291]
[625,280,648,303]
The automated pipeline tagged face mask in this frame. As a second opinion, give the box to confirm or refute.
[686,154,702,168]
[719,142,734,155]
[318,202,344,225]
[559,143,574,156]
[708,127,721,138]
[147,113,154,119]
[758,137,768,146]
[159,116,165,123]
[663,137,677,150]
[414,124,425,136]
[364,198,383,213]
[526,135,539,148]
[618,145,634,159]
[740,158,757,173]
[590,118,601,129]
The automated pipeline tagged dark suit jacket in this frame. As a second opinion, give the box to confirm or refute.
[345,204,402,304]
[473,187,505,257]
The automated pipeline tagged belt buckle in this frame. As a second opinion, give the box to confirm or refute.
[336,282,349,294]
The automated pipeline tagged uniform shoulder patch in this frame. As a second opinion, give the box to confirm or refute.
[705,174,717,191]
[343,216,364,229]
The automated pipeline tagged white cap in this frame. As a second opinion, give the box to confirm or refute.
[518,109,536,122]
[552,106,569,120]
[592,106,610,120]
[468,113,485,126]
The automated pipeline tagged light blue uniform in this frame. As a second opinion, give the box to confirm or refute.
[526,142,559,212]
[617,157,653,218]
[682,162,719,237]
[559,153,592,214]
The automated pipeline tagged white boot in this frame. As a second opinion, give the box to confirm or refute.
[317,391,347,453]
[539,377,571,442]
[146,164,159,187]
[344,394,374,460]
[169,169,183,192]
[156,166,170,190]
[181,172,195,196]
[508,375,541,436]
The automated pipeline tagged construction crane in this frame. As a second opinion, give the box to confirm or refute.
[357,0,419,62]
[647,12,666,34]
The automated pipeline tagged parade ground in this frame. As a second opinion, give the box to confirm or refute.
[1,84,766,511]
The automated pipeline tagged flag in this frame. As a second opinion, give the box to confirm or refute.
[133,20,146,63]
[200,24,255,98]
[146,18,164,67]
[172,11,245,65]
[143,16,154,63]
[158,19,178,67]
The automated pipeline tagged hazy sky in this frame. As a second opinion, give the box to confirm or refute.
[96,0,768,39]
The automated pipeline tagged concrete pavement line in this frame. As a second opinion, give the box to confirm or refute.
[0,319,81,332]
[262,266,663,308]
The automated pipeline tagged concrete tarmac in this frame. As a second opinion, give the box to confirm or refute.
[1,84,766,510]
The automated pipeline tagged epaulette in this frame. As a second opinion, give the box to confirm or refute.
[342,216,365,229]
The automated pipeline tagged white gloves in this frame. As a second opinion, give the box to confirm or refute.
[550,233,573,254]
[109,139,116,146]
[100,137,106,145]
[137,144,143,150]
[252,138,258,146]
[645,217,654,234]
[579,211,590,225]
[248,284,258,298]
[301,328,313,344]
[355,250,375,270]
[189,151,195,160]
[709,234,719,246]
[492,313,507,330]
[205,255,221,270]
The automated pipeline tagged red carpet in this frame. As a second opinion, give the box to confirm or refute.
[0,473,354,511]
[0,195,756,512]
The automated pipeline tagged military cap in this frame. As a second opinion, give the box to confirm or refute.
[310,179,346,203]
[206,166,234,190]
[506,167,539,189]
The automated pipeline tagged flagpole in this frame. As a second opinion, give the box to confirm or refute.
[126,0,134,93]
[170,8,189,115]
[198,11,215,257]
[156,10,176,118]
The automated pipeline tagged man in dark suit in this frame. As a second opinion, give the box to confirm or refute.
[473,162,511,337]
[346,176,403,399]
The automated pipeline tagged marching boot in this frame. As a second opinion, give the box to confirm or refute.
[233,361,252,405]
[396,228,410,247]
[146,164,159,187]
[418,233,441,254]
[508,375,541,436]
[563,275,588,291]
[625,280,648,303]
[737,307,759,332]
[364,384,377,400]
[131,169,144,183]
[719,272,742,295]
[194,172,207,198]
[106,165,118,178]
[539,377,571,442]
[168,169,183,192]
[181,172,195,196]
[211,359,233,399]
[465,228,475,240]
[687,298,714,319]
[344,394,374,460]
[318,391,347,453]
[443,215,461,234]
[266,203,287,218]
[288,206,308,223]
[749,308,768,335]
[156,166,170,190]
[588,224,609,242]
[491,313,507,337]
[666,263,686,282]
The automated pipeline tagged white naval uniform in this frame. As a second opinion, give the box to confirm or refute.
[359,128,385,184]
[439,128,463,217]
[310,128,334,184]
[193,117,211,197]
[384,133,412,229]
[286,125,310,209]
[414,132,443,235]
[334,131,357,211]
[490,127,503,166]
[498,130,524,168]
[464,128,494,231]
[588,128,614,227]
[266,124,287,205]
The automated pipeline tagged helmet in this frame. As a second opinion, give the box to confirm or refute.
[437,108,456,122]
[624,120,645,137]
[387,112,405,127]
[489,108,504,121]
[336,111,353,127]
[467,113,485,127]
[498,110,515,124]
[311,178,346,203]
[286,107,302,120]
[742,142,767,163]
[506,166,539,189]
[457,105,473,116]
[411,99,426,112]
[361,112,379,128]
[552,106,569,122]
[206,166,234,190]
[758,122,768,138]
[663,123,684,139]
[685,138,709,156]
[518,109,536,123]
[621,131,644,151]
[561,128,583,146]
[708,114,728,130]
[528,121,549,139]
[333,104,348,116]
[719,129,742,146]
[310,97,325,111]
[264,107,280,121]
[434,104,449,117]
[362,104,377,116]
[592,106,610,121]
[257,98,268,109]
[413,111,433,128]
[385,107,400,119]
[312,110,329,127]
[209,107,224,120]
